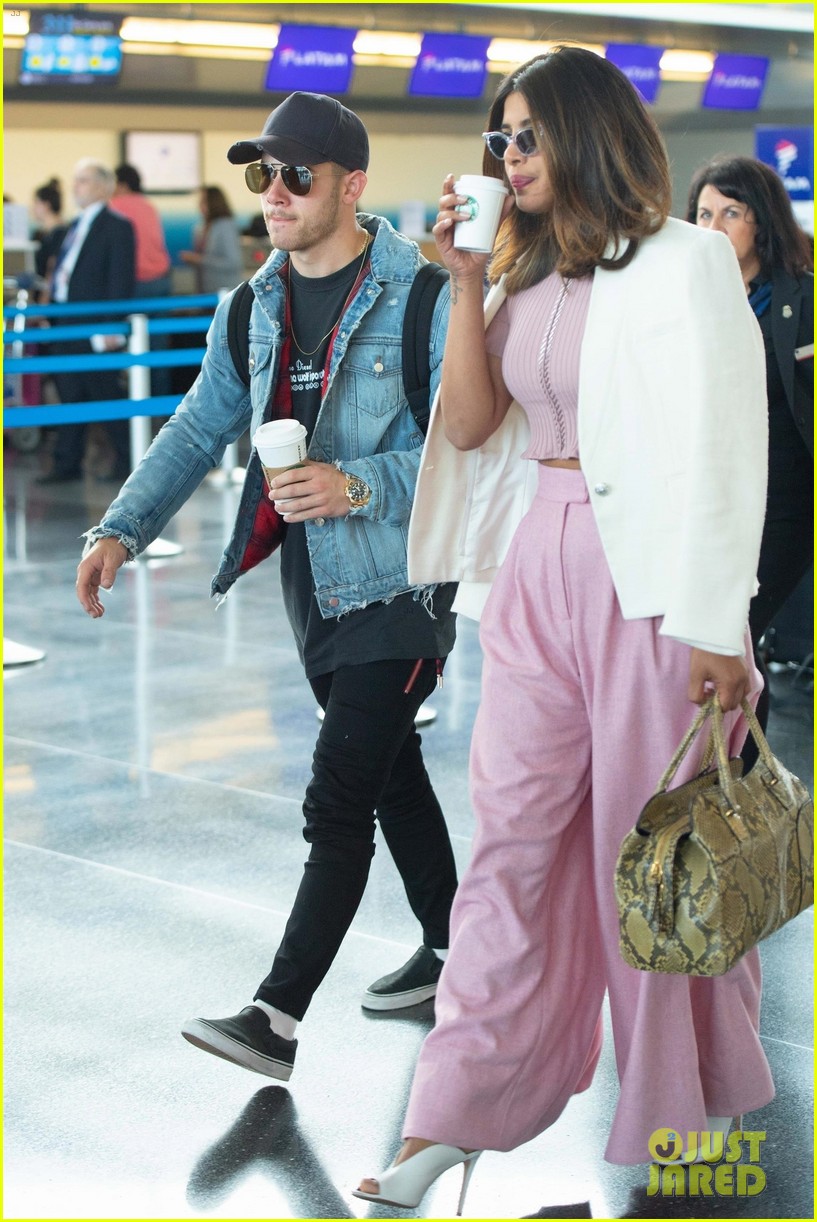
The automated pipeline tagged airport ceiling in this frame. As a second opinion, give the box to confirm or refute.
[3,3,813,129]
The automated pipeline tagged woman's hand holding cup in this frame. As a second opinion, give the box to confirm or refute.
[433,173,510,282]
[434,175,491,282]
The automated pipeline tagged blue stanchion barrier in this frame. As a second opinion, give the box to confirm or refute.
[2,293,220,320]
[3,294,220,437]
[4,323,131,344]
[5,347,206,375]
[148,316,213,336]
[4,396,181,429]
[4,317,212,344]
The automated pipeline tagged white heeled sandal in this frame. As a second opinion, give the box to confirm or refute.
[353,1145,482,1215]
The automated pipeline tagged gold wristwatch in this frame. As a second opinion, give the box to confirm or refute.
[342,472,371,510]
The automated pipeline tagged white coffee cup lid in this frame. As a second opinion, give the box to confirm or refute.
[252,419,307,447]
[454,174,509,194]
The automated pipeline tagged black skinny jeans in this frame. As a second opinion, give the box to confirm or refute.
[254,658,458,1021]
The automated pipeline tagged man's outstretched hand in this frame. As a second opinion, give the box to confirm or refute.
[76,537,129,618]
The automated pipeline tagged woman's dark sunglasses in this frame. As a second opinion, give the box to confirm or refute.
[482,129,539,161]
[244,162,317,196]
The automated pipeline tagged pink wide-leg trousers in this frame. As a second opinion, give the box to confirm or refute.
[404,466,775,1164]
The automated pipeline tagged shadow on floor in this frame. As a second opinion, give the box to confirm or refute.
[187,1085,355,1218]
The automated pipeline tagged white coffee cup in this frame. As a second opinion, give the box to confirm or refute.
[252,419,308,483]
[453,175,510,254]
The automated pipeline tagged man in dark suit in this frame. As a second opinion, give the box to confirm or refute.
[41,159,136,483]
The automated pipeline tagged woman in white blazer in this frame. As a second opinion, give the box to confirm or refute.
[355,47,773,1212]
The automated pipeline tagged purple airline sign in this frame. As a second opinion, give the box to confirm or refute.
[605,44,664,104]
[702,53,769,110]
[265,24,356,94]
[409,33,490,98]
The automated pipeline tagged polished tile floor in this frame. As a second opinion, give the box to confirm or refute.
[4,453,813,1220]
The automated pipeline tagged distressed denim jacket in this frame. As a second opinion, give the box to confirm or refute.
[84,214,450,617]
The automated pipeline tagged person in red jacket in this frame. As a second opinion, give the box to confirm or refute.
[111,163,171,296]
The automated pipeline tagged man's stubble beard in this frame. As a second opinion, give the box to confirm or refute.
[265,177,346,253]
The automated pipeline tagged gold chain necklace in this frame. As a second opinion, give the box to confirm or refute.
[288,236,370,357]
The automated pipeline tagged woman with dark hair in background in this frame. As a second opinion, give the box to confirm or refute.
[31,178,67,285]
[688,155,813,768]
[354,47,773,1212]
[180,184,243,294]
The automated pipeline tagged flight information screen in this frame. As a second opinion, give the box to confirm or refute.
[20,10,123,86]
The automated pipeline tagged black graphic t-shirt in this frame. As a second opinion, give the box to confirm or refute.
[287,258,358,435]
[279,253,456,678]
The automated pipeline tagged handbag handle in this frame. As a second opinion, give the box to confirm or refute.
[655,696,780,809]
[655,698,715,794]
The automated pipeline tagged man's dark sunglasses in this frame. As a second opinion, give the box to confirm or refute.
[482,128,539,161]
[244,162,318,196]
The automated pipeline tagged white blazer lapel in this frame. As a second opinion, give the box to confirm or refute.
[483,276,509,328]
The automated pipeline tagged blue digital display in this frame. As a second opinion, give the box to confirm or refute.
[605,44,664,105]
[408,33,490,99]
[702,54,769,111]
[20,10,123,86]
[265,24,356,94]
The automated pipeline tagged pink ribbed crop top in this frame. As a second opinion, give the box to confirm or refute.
[485,272,593,461]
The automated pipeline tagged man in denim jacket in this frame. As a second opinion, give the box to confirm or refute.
[76,93,458,1081]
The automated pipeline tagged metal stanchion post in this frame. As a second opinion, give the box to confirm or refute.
[127,312,183,560]
[128,313,152,463]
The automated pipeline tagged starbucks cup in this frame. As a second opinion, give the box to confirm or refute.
[453,175,510,254]
[253,419,308,485]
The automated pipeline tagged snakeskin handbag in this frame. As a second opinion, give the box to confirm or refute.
[615,696,813,976]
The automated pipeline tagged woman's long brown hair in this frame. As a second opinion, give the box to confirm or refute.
[201,185,234,222]
[485,46,672,292]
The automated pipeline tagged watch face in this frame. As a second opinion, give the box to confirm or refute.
[345,474,371,507]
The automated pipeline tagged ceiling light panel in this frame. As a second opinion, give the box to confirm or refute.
[353,31,421,57]
[120,18,278,49]
[660,49,716,75]
[3,10,29,35]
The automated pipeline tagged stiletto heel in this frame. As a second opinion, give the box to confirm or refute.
[353,1145,482,1214]
[456,1152,480,1215]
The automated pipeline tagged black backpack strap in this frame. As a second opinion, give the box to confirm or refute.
[402,261,449,435]
[227,279,255,387]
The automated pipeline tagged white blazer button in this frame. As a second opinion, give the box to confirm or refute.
[594,483,610,495]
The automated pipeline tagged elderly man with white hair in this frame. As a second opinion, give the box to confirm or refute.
[40,158,136,483]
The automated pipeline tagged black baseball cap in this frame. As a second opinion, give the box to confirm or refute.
[227,92,369,172]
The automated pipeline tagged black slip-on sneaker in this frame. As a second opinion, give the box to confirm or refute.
[181,1006,297,1080]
